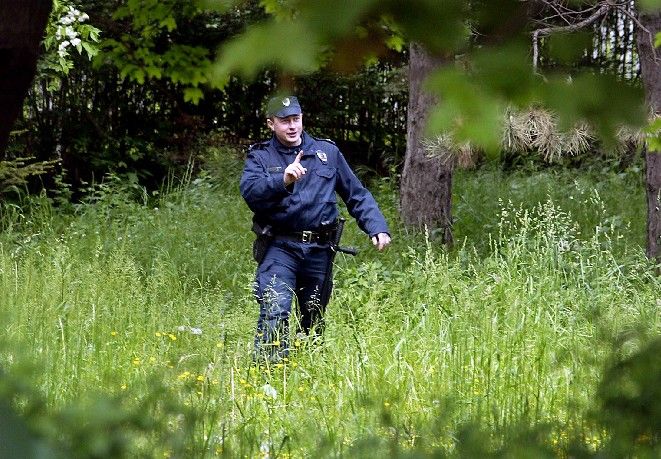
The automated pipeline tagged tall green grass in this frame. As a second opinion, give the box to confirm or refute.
[0,152,658,457]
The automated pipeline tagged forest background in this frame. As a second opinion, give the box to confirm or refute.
[0,0,660,457]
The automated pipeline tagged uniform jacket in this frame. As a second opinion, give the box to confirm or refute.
[240,131,389,237]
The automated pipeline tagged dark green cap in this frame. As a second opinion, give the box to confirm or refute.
[266,95,302,118]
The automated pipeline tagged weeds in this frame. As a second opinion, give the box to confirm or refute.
[0,158,658,457]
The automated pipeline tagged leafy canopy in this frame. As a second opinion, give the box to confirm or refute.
[100,0,225,103]
[209,0,651,153]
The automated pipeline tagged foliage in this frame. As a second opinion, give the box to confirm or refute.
[10,0,652,193]
[40,0,101,91]
[0,349,198,458]
[595,336,661,456]
[212,0,647,153]
[100,0,223,104]
[0,156,58,196]
[0,154,658,456]
[425,106,648,166]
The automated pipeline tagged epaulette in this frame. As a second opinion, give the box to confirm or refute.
[311,135,336,146]
[248,140,269,151]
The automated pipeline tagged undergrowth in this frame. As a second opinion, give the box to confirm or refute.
[0,151,658,457]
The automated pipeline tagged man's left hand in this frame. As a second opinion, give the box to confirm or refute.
[371,233,391,252]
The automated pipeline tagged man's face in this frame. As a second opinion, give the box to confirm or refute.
[267,114,303,147]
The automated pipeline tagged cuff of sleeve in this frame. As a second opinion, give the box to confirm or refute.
[368,230,390,239]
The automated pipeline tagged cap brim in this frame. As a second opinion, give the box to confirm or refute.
[273,106,301,118]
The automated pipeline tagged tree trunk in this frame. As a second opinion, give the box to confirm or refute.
[0,0,52,156]
[635,8,661,262]
[400,43,454,245]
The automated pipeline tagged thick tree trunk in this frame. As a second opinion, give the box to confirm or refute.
[0,0,52,156]
[400,43,454,245]
[636,9,661,262]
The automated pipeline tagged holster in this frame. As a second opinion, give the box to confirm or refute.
[251,221,273,264]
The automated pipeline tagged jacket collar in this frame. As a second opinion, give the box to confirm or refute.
[270,131,314,156]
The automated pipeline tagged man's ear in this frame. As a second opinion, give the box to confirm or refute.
[266,118,274,131]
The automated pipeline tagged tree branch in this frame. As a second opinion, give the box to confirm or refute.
[532,2,612,70]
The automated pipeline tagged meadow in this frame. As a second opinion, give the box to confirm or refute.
[0,149,659,458]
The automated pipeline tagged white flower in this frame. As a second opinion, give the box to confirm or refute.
[259,440,270,457]
[176,325,203,335]
[557,239,571,253]
[261,384,277,400]
[58,40,70,51]
[71,38,81,47]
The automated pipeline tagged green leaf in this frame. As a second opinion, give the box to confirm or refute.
[132,68,146,84]
[385,34,405,52]
[145,66,162,79]
[160,16,177,32]
[655,32,661,49]
[81,42,99,59]
[212,22,321,83]
[540,73,646,145]
[183,87,204,104]
[425,67,505,155]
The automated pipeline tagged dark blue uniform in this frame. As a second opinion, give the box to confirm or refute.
[240,131,389,359]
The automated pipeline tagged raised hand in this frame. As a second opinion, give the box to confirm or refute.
[283,150,307,186]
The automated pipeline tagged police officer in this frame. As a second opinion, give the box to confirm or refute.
[240,95,391,361]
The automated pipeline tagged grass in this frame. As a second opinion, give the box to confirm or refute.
[0,151,659,457]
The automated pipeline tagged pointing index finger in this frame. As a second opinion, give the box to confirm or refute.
[293,150,303,163]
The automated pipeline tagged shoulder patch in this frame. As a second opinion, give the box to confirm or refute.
[248,141,269,152]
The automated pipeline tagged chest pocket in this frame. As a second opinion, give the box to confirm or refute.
[314,167,334,178]
[312,166,337,202]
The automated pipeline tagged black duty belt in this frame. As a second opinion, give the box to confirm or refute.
[275,229,335,244]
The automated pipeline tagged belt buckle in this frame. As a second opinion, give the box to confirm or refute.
[301,231,313,243]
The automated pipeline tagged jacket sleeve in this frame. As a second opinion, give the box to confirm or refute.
[335,149,389,237]
[239,149,290,213]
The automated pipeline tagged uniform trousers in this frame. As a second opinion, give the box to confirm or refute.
[253,239,332,359]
